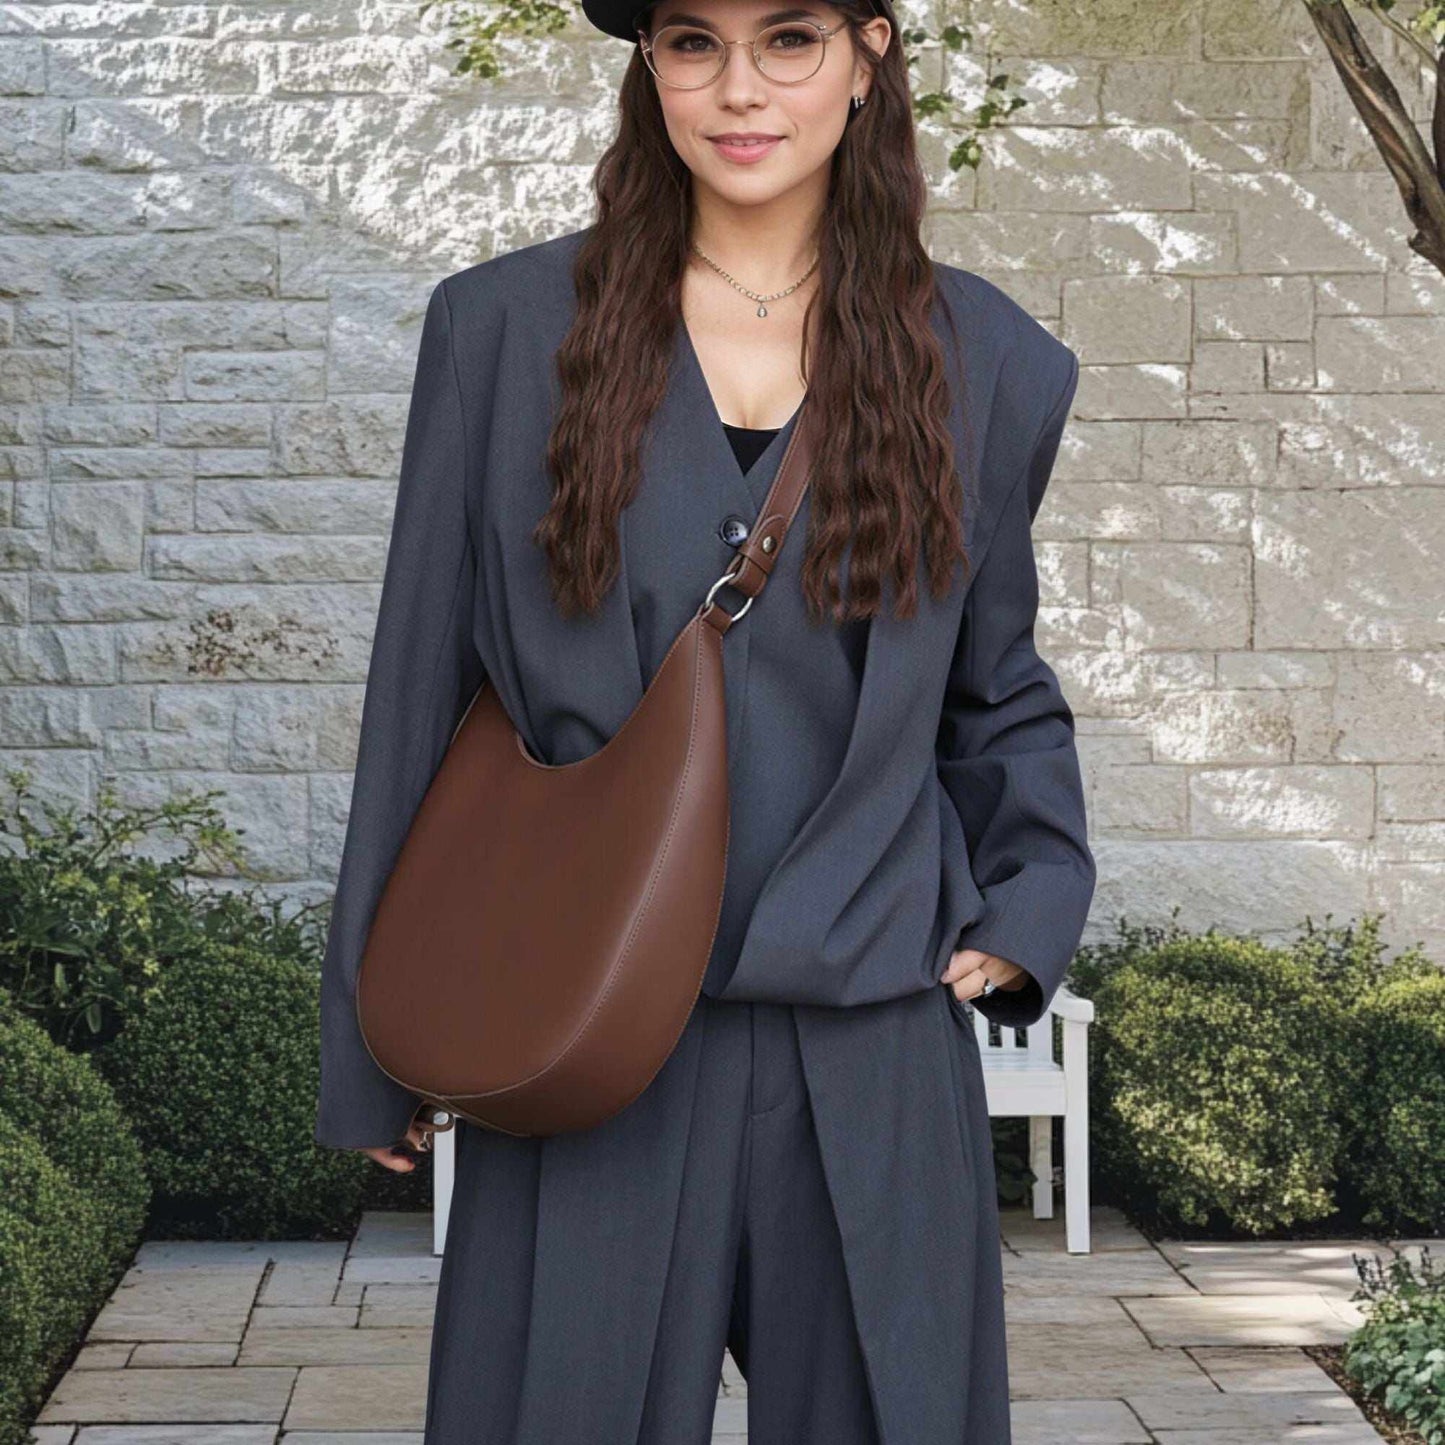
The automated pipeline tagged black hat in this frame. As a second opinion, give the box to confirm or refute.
[581,0,883,44]
[580,0,655,42]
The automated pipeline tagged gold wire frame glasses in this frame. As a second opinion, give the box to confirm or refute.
[638,18,845,88]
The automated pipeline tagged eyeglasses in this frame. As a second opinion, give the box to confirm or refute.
[638,19,845,89]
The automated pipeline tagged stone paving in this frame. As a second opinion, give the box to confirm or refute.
[31,1204,1431,1444]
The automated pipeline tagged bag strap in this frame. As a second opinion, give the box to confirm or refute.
[701,399,816,632]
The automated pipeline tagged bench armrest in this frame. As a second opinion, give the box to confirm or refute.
[1047,985,1094,1025]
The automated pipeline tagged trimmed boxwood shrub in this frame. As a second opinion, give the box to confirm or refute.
[0,989,149,1445]
[1078,929,1359,1236]
[1342,972,1445,1233]
[97,941,369,1239]
[0,1115,95,1445]
[1283,910,1436,996]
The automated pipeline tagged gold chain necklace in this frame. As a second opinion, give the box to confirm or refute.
[690,241,820,318]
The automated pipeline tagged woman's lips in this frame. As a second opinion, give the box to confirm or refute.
[708,136,782,164]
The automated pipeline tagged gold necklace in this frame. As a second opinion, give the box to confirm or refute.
[690,241,820,318]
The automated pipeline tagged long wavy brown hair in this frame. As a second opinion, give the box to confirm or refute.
[535,0,974,624]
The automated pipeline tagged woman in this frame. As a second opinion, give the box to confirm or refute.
[315,0,1095,1436]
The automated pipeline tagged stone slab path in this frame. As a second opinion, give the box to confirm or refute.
[32,1204,1431,1443]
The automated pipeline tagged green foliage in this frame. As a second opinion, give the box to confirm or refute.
[0,766,328,1053]
[425,0,572,78]
[1283,910,1436,993]
[990,1116,1036,1205]
[1365,0,1445,48]
[96,941,369,1240]
[1341,971,1445,1232]
[1073,910,1444,1237]
[0,989,149,1445]
[1082,927,1358,1236]
[906,23,1027,172]
[1070,906,1195,996]
[1343,1246,1445,1444]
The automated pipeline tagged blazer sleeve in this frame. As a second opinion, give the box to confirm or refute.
[314,277,488,1149]
[936,346,1095,1030]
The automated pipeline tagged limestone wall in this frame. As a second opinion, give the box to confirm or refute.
[1,0,1441,957]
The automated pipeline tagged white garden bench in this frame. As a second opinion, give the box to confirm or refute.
[972,984,1094,1254]
[431,984,1095,1256]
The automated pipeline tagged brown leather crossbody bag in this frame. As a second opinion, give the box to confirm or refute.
[355,403,817,1140]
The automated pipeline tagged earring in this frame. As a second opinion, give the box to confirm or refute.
[851,93,866,110]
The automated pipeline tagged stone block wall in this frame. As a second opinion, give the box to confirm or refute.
[1,0,1441,958]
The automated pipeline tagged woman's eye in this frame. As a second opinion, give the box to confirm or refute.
[666,29,719,51]
[766,26,817,50]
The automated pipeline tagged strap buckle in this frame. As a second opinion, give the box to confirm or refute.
[701,559,753,624]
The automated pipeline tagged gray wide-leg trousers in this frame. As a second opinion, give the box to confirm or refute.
[422,992,882,1444]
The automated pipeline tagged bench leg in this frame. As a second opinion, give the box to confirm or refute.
[1029,1114,1053,1220]
[1063,1021,1091,1254]
[433,1125,455,1256]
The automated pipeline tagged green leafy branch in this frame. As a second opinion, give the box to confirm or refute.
[907,22,1028,172]
[424,0,573,80]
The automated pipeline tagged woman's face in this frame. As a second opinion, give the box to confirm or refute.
[640,0,890,206]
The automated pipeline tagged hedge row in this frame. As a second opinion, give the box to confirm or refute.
[0,991,150,1445]
[1070,915,1444,1237]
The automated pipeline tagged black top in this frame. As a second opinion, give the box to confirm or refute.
[721,420,779,477]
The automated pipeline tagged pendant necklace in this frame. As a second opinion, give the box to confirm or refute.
[690,241,820,318]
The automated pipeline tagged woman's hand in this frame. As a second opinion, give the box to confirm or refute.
[359,1117,434,1173]
[940,946,1032,1003]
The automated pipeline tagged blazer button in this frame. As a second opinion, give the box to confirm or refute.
[719,514,751,547]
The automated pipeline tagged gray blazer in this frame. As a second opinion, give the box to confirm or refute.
[315,225,1095,1150]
